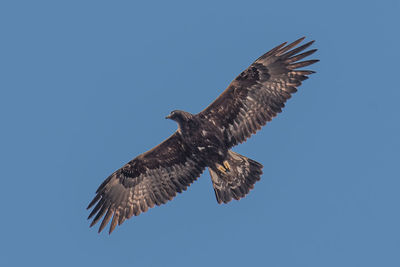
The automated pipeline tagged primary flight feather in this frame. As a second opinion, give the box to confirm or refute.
[87,37,319,234]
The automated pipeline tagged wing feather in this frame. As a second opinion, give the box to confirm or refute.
[87,132,206,234]
[199,37,318,147]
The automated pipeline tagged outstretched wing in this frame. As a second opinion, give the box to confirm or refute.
[87,132,206,234]
[199,37,318,147]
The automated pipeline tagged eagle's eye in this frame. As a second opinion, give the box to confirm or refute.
[166,111,176,120]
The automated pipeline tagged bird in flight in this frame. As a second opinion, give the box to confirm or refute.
[87,37,318,234]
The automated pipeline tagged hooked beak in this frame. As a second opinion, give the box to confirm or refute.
[165,114,172,119]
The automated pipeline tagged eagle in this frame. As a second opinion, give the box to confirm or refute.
[87,37,318,234]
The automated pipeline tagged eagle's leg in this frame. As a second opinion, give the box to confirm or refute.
[223,160,231,171]
[216,160,231,174]
[216,163,227,174]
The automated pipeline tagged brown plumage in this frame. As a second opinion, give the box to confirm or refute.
[87,37,318,234]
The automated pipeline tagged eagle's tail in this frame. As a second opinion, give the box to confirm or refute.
[209,150,263,204]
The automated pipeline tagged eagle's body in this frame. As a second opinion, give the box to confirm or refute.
[87,37,318,234]
[172,110,228,164]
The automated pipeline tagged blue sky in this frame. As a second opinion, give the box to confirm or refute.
[1,0,399,266]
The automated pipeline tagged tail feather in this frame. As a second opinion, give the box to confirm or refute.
[209,150,263,204]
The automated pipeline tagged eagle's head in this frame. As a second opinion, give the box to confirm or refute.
[166,110,193,125]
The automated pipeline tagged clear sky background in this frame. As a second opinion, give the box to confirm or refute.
[1,1,399,266]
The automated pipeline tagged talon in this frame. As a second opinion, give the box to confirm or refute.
[223,160,231,171]
[217,164,227,174]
